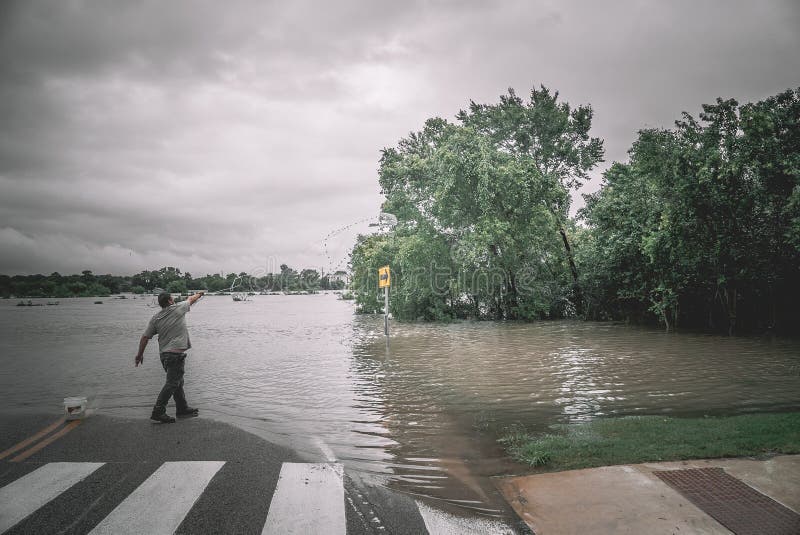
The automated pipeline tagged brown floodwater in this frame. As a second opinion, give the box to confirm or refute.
[1,294,798,516]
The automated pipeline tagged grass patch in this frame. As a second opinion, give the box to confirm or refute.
[500,412,800,472]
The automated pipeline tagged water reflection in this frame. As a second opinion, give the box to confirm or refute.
[1,296,798,515]
[346,316,800,512]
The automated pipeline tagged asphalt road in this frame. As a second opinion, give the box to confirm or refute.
[0,413,530,534]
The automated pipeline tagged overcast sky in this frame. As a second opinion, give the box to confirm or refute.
[1,1,798,276]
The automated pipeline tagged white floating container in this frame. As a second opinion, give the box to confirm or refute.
[63,396,88,420]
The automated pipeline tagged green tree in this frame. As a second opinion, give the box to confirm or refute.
[457,86,605,314]
[580,88,800,334]
[279,264,299,291]
[166,280,188,294]
[85,282,111,297]
[356,85,597,321]
[350,233,399,314]
[299,269,321,292]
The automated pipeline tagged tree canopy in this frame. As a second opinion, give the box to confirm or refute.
[352,86,800,334]
[580,89,800,334]
[0,264,345,298]
[352,86,604,320]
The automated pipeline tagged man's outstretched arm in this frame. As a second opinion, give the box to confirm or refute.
[187,290,205,306]
[135,336,149,367]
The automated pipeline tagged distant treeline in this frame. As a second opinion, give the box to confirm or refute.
[0,265,346,298]
[351,86,799,335]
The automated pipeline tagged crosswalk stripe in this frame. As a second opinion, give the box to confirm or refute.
[88,461,224,535]
[262,463,345,535]
[416,500,516,535]
[0,462,104,533]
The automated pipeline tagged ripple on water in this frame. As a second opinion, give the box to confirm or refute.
[1,296,799,514]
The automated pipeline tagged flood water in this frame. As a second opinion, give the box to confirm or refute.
[1,294,799,515]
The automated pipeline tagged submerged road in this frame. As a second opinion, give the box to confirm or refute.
[0,413,530,534]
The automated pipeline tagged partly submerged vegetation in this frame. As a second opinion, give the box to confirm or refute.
[350,85,800,335]
[0,265,346,298]
[500,412,800,471]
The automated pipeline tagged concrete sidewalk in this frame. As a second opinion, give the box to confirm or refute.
[497,455,800,535]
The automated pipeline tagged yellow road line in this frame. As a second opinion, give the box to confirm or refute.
[11,420,82,462]
[0,417,66,461]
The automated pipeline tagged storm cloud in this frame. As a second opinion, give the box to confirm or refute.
[1,0,798,275]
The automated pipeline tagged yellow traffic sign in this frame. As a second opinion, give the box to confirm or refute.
[378,266,391,288]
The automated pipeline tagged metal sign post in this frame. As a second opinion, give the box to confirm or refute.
[379,266,391,336]
[384,286,389,336]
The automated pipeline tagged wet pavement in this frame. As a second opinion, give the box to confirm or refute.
[497,455,800,535]
[0,412,530,534]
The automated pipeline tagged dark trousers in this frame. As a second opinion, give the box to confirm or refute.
[153,352,189,415]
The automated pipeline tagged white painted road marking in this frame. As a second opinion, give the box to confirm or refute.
[2,461,522,534]
[0,462,104,533]
[88,461,225,535]
[416,500,516,535]
[262,462,345,535]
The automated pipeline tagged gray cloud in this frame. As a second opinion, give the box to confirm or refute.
[1,0,798,275]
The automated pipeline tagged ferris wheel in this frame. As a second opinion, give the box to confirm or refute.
[321,212,397,274]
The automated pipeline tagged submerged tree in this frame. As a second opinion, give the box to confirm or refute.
[355,85,798,333]
[457,87,604,314]
[580,88,800,334]
[354,86,603,320]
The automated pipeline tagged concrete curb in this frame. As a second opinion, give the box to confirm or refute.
[496,455,800,535]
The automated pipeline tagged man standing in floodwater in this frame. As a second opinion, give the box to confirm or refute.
[135,291,204,423]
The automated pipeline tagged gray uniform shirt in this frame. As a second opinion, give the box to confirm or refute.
[143,300,192,353]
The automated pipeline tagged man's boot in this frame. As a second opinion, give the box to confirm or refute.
[176,407,199,418]
[151,408,176,423]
